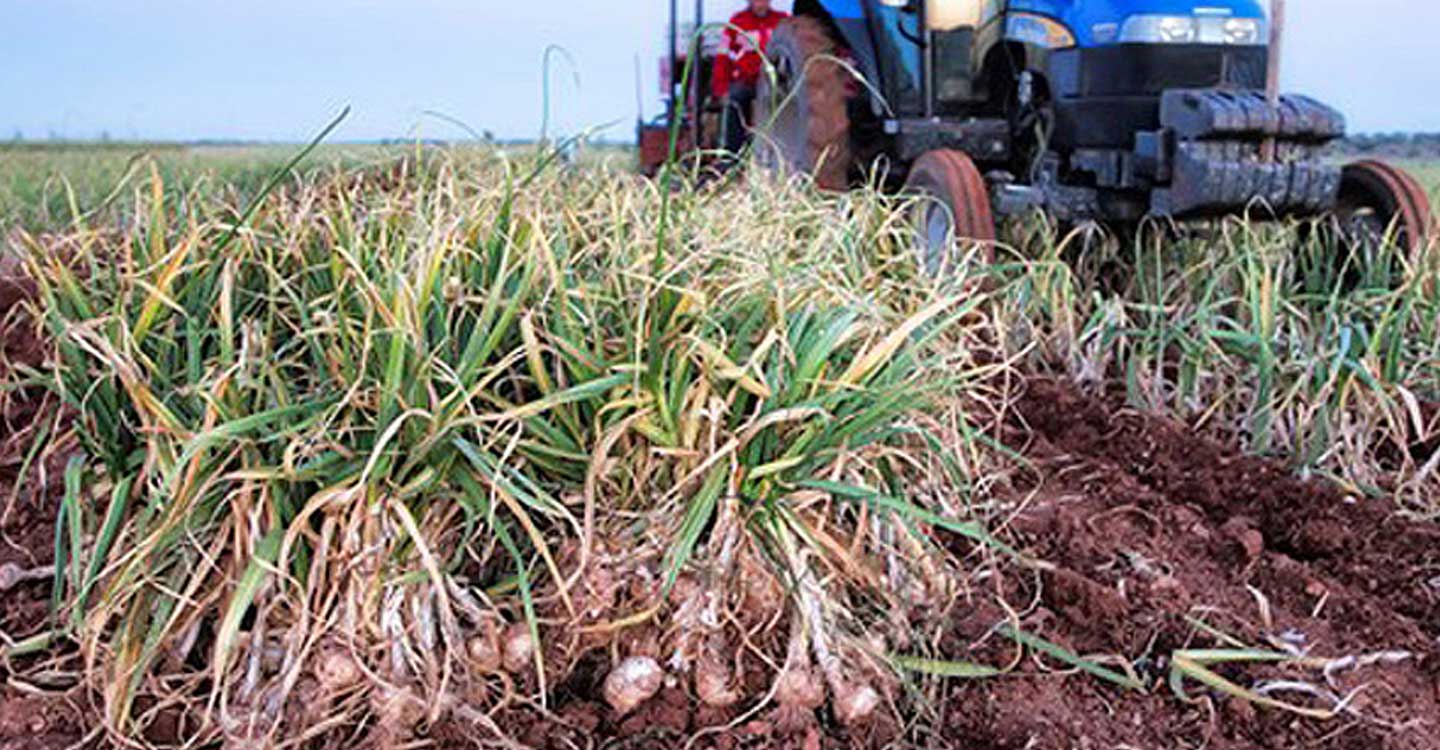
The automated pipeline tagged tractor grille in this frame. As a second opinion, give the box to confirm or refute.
[1048,44,1270,149]
[1050,44,1269,99]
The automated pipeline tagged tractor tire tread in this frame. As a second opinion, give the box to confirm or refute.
[908,149,997,246]
[1343,160,1436,260]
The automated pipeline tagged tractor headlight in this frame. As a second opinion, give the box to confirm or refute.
[1120,15,1198,44]
[1220,17,1264,45]
[1119,14,1266,45]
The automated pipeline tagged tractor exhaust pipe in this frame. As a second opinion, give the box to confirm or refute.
[669,0,679,104]
[1262,0,1285,162]
[693,0,705,150]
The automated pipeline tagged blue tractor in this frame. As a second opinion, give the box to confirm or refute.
[742,0,1433,268]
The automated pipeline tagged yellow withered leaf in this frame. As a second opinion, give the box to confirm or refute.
[840,295,958,386]
[691,337,772,399]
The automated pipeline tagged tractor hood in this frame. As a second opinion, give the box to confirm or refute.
[1008,0,1269,48]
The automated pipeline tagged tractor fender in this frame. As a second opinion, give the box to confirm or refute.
[976,36,1058,117]
[982,9,1074,99]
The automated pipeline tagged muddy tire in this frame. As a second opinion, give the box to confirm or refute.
[754,16,852,191]
[904,149,997,276]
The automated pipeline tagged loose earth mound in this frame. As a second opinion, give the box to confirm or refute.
[941,378,1439,750]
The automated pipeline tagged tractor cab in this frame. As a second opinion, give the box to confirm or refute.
[818,0,1275,143]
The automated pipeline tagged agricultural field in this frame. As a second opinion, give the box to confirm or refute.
[0,142,1438,750]
[1400,161,1440,195]
[0,143,410,233]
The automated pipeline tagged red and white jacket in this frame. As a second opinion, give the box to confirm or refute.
[710,9,789,100]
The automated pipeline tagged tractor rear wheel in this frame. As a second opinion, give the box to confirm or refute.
[754,16,852,190]
[904,149,997,276]
[1310,160,1436,286]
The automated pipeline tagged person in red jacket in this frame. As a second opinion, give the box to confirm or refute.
[711,0,789,155]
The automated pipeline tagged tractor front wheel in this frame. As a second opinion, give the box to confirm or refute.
[904,149,997,277]
[1309,160,1436,287]
[754,16,852,190]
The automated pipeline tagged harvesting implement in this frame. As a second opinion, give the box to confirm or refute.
[641,0,1434,267]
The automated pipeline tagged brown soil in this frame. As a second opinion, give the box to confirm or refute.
[937,378,1440,750]
[0,263,50,646]
[2,372,1437,749]
[0,270,87,750]
[0,469,85,750]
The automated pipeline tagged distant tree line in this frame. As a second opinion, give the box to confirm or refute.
[6,130,1438,156]
[1333,133,1440,159]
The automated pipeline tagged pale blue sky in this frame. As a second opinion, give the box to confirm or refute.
[1,0,1435,143]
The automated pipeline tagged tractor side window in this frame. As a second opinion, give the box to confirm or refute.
[870,4,925,116]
